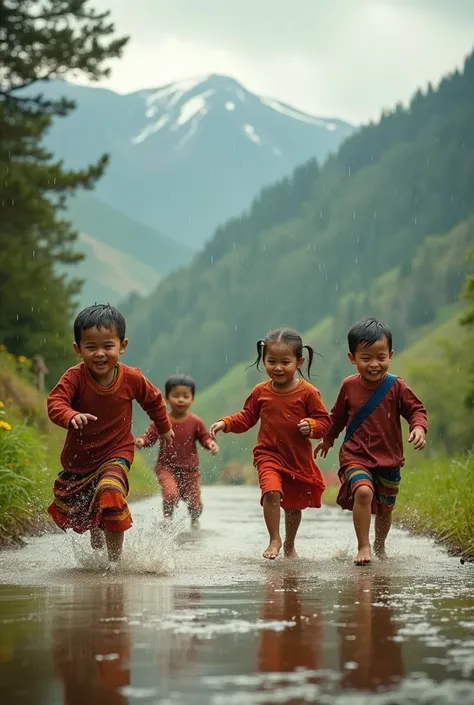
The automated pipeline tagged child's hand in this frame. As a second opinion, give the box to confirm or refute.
[209,421,225,439]
[297,419,311,436]
[208,440,219,455]
[163,429,175,445]
[70,413,97,429]
[135,437,145,449]
[408,426,426,451]
[314,439,333,459]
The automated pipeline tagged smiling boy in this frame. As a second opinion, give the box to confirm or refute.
[47,304,174,569]
[315,318,427,566]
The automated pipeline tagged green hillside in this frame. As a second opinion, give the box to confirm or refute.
[122,49,474,394]
[192,220,473,480]
[71,231,161,307]
[65,192,194,306]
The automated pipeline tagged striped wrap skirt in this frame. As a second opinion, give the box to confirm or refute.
[48,457,132,534]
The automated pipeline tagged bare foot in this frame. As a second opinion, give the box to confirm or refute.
[283,541,298,558]
[354,546,372,566]
[373,542,388,560]
[263,538,282,560]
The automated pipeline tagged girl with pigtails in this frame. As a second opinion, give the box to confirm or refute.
[210,328,330,560]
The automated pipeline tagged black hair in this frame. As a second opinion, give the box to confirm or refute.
[347,317,393,355]
[165,374,196,398]
[73,304,126,345]
[249,327,316,378]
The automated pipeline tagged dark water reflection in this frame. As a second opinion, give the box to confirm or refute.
[0,487,473,704]
[337,575,404,692]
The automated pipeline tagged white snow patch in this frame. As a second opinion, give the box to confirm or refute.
[174,89,213,129]
[146,75,209,108]
[146,106,157,119]
[261,97,337,130]
[225,101,235,111]
[243,124,261,145]
[131,115,169,144]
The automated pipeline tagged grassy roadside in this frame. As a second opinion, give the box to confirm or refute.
[0,348,157,546]
[322,455,474,559]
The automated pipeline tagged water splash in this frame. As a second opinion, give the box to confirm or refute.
[70,516,180,575]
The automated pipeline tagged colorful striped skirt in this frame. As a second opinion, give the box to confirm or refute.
[48,458,132,534]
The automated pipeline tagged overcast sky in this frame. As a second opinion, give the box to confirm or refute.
[87,0,474,124]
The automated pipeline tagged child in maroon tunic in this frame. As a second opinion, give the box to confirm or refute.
[136,375,219,529]
[47,304,174,569]
[210,328,331,561]
[315,318,427,566]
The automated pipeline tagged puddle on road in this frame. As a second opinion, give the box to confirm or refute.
[1,571,473,704]
[0,487,473,704]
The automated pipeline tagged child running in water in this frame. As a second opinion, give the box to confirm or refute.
[47,304,174,569]
[315,318,427,566]
[135,374,219,529]
[210,328,331,560]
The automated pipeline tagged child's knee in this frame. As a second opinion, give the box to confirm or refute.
[263,490,281,506]
[353,484,373,506]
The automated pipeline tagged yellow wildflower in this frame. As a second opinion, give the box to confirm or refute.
[18,355,28,364]
[0,421,12,431]
[0,401,4,408]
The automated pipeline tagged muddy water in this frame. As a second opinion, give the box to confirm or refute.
[0,486,473,704]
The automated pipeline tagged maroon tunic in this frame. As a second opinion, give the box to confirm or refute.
[139,414,212,470]
[326,374,428,470]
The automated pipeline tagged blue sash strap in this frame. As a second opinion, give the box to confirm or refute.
[343,373,398,443]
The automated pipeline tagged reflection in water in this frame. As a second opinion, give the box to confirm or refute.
[142,586,203,680]
[338,572,404,692]
[52,584,130,705]
[258,572,323,676]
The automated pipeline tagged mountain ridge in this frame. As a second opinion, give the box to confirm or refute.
[120,48,474,396]
[34,74,354,248]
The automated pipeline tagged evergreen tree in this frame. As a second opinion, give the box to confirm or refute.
[0,0,128,381]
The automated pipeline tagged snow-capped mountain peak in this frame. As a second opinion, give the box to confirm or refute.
[130,74,350,156]
[35,74,354,248]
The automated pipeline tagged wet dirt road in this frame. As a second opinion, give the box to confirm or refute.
[0,486,473,704]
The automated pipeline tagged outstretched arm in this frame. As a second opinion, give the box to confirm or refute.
[135,422,159,449]
[400,383,427,451]
[210,388,261,438]
[134,373,174,443]
[47,369,97,430]
[314,385,349,458]
[196,418,219,455]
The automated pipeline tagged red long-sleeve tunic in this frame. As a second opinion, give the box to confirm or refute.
[326,374,428,470]
[138,414,213,470]
[48,363,171,473]
[221,379,331,490]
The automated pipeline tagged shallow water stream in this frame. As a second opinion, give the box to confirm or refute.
[0,486,473,704]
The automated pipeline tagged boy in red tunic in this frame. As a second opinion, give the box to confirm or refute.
[135,374,219,529]
[47,304,174,569]
[315,318,427,566]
